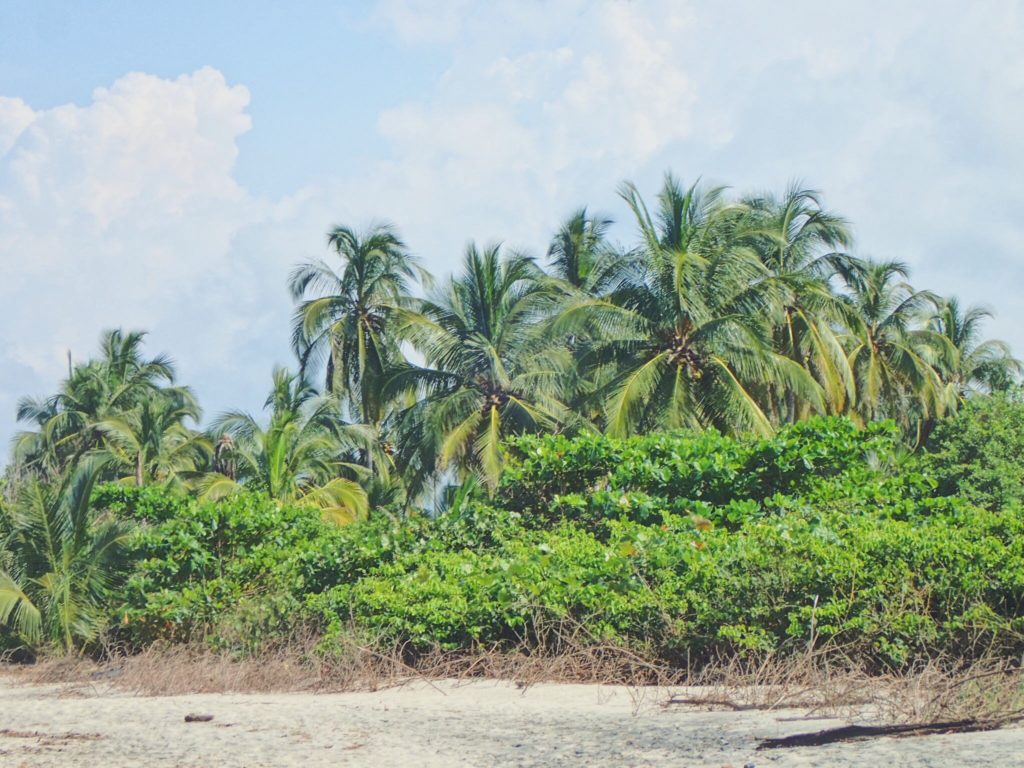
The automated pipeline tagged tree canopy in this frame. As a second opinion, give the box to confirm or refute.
[4,172,1018,507]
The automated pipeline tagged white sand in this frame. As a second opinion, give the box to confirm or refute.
[1,674,1021,767]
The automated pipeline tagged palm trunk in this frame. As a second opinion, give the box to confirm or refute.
[785,389,797,424]
[784,310,798,424]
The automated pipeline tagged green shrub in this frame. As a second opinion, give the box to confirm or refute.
[115,492,350,648]
[92,483,193,523]
[311,522,672,650]
[499,417,915,532]
[90,415,1024,671]
[925,393,1024,510]
[314,509,1024,666]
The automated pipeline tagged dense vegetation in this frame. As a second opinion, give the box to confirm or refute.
[2,174,1021,668]
[6,412,1024,668]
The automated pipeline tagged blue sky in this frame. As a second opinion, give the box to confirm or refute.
[2,0,1023,447]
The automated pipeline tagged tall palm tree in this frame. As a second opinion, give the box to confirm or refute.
[929,297,1021,399]
[839,259,949,426]
[547,207,615,291]
[201,368,369,524]
[0,457,131,652]
[557,174,822,437]
[94,387,209,488]
[740,183,856,419]
[545,208,627,424]
[388,243,574,491]
[12,330,177,478]
[289,223,421,427]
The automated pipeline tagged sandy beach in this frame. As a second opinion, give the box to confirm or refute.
[1,674,1021,767]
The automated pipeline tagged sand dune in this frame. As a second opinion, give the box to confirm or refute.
[1,674,1020,767]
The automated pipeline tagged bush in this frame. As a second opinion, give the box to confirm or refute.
[925,393,1024,510]
[316,508,1024,666]
[90,415,1024,672]
[499,417,916,532]
[92,483,193,523]
[112,491,352,649]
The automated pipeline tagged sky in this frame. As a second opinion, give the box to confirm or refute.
[2,0,1023,448]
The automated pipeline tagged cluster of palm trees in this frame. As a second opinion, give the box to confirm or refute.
[5,338,371,522]
[288,175,1019,497]
[4,175,1020,510]
[11,330,204,488]
[1,173,1019,650]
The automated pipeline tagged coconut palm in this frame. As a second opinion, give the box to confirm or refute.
[388,243,575,491]
[928,297,1021,399]
[557,174,822,437]
[0,457,131,652]
[94,386,209,488]
[12,330,177,478]
[547,207,615,291]
[545,208,629,423]
[740,183,857,419]
[289,223,421,427]
[201,368,369,524]
[839,259,949,426]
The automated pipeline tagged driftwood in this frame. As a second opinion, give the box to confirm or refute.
[0,729,101,741]
[665,696,762,711]
[758,718,1001,750]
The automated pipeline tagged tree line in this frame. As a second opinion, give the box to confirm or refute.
[6,174,1020,516]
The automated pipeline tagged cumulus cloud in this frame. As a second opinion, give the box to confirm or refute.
[0,97,35,156]
[0,67,288,444]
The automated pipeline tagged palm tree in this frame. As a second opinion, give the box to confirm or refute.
[201,368,369,524]
[12,330,177,478]
[547,207,615,291]
[740,183,856,419]
[94,387,209,488]
[388,243,575,491]
[0,457,131,652]
[545,208,627,423]
[929,297,1021,399]
[557,174,822,437]
[839,259,949,427]
[289,223,421,427]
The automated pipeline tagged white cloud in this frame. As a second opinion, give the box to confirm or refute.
[371,0,476,44]
[360,0,701,263]
[0,97,36,156]
[0,68,289,444]
[368,0,1024,351]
